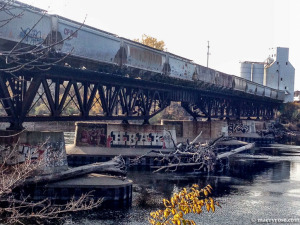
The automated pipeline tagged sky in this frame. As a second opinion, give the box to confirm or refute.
[19,0,300,90]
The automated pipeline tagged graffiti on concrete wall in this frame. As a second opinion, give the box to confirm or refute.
[107,130,174,148]
[228,122,250,135]
[76,124,107,147]
[18,144,44,162]
[43,141,68,167]
[0,144,42,165]
[75,123,176,148]
[0,142,67,168]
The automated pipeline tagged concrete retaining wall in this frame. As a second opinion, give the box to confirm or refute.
[162,120,274,143]
[75,122,176,149]
[0,131,68,175]
[162,120,228,143]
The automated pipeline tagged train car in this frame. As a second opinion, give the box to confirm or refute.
[121,38,166,74]
[194,65,216,84]
[255,85,265,96]
[0,1,122,70]
[0,1,285,102]
[233,76,247,92]
[56,16,121,67]
[271,89,278,99]
[277,90,285,100]
[264,88,271,98]
[0,2,51,51]
[246,81,257,94]
[168,53,196,80]
[215,71,233,88]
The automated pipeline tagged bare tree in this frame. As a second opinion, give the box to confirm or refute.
[0,135,103,224]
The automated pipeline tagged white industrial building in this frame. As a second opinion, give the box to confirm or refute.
[240,47,295,102]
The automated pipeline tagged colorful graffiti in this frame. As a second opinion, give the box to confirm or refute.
[0,141,67,168]
[228,121,250,135]
[76,124,107,147]
[19,144,44,161]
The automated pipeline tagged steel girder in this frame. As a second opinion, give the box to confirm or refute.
[0,65,282,129]
[0,72,170,129]
[181,95,277,121]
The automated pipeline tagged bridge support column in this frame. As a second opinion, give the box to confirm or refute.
[7,120,24,131]
[122,119,129,124]
[142,119,150,125]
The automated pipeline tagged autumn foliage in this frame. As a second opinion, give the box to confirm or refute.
[149,184,221,225]
[134,34,165,51]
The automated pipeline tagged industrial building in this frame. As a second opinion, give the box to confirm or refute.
[240,47,295,102]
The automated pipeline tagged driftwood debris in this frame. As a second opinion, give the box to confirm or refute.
[217,143,255,159]
[24,156,126,185]
[133,131,256,173]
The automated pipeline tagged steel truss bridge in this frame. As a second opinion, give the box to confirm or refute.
[0,65,282,130]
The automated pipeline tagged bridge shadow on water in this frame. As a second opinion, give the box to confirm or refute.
[68,146,300,225]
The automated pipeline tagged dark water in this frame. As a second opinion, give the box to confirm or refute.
[67,145,300,225]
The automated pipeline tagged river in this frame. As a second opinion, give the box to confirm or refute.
[65,144,300,225]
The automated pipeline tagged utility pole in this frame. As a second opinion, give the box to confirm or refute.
[207,41,210,68]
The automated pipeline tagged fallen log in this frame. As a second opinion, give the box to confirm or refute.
[217,143,255,159]
[152,142,255,173]
[24,156,126,185]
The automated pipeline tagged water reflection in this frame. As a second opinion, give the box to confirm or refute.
[71,146,300,225]
[290,162,300,181]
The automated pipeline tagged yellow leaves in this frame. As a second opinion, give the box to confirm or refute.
[206,184,212,190]
[211,203,215,212]
[171,208,177,215]
[164,199,171,207]
[178,211,183,218]
[209,197,215,212]
[198,199,204,206]
[164,209,171,218]
[184,207,190,214]
[135,34,165,50]
[149,218,155,224]
[206,187,212,194]
[173,193,179,202]
[172,218,180,225]
[192,184,199,188]
[150,212,156,218]
[149,184,220,225]
[206,202,210,212]
[171,197,178,207]
[172,214,182,225]
[196,207,202,214]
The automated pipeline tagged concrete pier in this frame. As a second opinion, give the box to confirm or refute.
[0,130,133,206]
[23,174,133,208]
[0,130,68,174]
